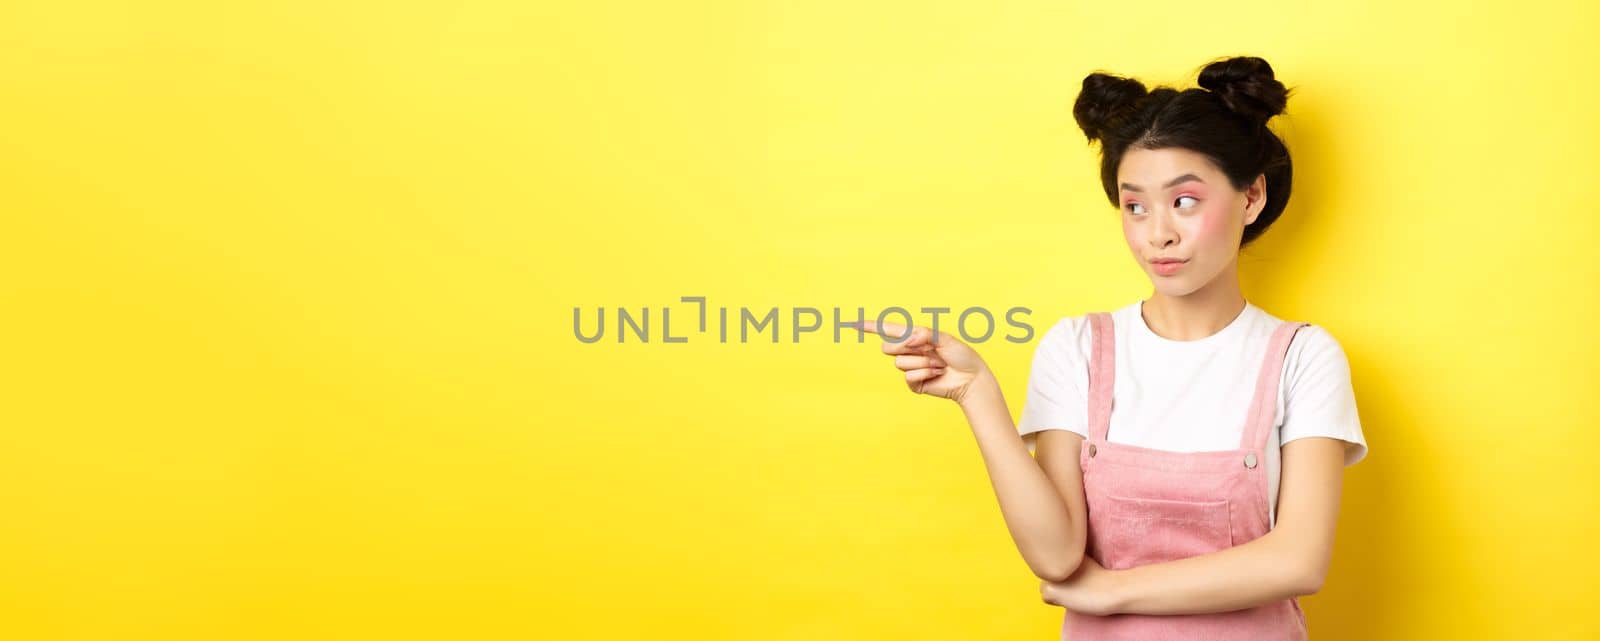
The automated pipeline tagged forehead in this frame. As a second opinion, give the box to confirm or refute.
[1116,147,1224,188]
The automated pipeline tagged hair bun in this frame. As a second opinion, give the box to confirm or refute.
[1197,56,1289,127]
[1072,72,1148,143]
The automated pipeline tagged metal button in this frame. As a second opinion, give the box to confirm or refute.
[1243,452,1258,469]
[1088,443,1097,458]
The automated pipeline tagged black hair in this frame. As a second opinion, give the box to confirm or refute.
[1072,55,1295,247]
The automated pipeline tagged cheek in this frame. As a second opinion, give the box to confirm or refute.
[1192,205,1233,243]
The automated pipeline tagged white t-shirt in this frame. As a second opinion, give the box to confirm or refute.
[1016,300,1368,528]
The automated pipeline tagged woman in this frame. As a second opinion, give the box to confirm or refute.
[855,56,1368,638]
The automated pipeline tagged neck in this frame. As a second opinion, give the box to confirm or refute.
[1142,261,1247,341]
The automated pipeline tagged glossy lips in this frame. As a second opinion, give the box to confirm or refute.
[1150,258,1188,276]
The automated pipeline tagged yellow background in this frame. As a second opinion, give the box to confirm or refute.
[2,1,1596,639]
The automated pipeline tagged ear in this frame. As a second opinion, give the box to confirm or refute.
[1243,174,1267,226]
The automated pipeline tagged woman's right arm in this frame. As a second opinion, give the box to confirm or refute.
[856,320,1088,582]
[957,371,1088,582]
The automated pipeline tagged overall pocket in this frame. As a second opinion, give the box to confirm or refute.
[1092,494,1233,571]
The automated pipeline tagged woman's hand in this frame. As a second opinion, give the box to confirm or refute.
[855,320,989,405]
[1039,555,1125,616]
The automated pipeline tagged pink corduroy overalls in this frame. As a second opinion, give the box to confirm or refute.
[1060,311,1311,641]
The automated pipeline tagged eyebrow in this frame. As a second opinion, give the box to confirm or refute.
[1120,173,1205,193]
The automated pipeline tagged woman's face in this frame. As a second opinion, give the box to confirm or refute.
[1115,146,1266,298]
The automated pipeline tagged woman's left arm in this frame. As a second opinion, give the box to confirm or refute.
[1042,436,1347,616]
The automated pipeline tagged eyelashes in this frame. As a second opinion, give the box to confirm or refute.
[1124,195,1200,214]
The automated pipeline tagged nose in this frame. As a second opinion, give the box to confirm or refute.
[1147,209,1178,249]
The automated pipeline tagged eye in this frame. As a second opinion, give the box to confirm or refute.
[1124,202,1145,214]
[1176,195,1199,208]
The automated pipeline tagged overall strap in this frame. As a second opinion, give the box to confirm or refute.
[1086,312,1116,442]
[1239,320,1311,451]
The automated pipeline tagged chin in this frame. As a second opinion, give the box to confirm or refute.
[1149,277,1200,298]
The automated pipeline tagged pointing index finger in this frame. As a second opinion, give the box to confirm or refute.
[853,319,917,343]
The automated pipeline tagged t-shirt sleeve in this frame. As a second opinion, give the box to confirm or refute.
[1279,325,1369,466]
[1016,316,1091,455]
